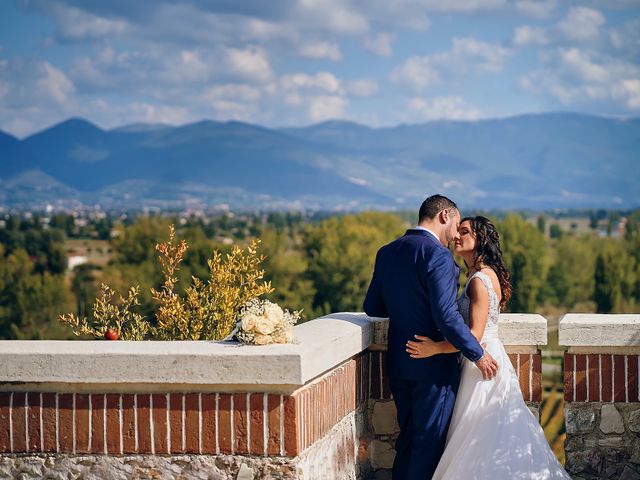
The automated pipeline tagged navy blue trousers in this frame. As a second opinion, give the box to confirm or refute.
[389,376,459,480]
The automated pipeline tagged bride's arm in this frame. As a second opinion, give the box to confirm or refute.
[407,278,489,358]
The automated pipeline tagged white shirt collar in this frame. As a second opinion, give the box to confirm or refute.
[413,225,440,243]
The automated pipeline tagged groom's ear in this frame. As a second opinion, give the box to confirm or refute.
[439,209,450,225]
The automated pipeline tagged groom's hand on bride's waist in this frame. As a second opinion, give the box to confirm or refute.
[475,352,498,380]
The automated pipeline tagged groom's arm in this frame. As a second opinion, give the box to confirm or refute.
[423,248,484,362]
[364,250,388,318]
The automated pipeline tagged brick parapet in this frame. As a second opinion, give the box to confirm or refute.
[560,314,640,479]
[0,357,368,457]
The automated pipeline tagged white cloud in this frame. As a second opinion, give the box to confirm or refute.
[225,46,274,83]
[519,47,640,110]
[298,41,343,61]
[443,180,464,188]
[407,96,481,121]
[308,95,348,121]
[364,33,395,57]
[1,118,34,138]
[514,0,557,18]
[278,71,353,123]
[609,17,640,60]
[37,62,76,103]
[391,37,511,91]
[390,56,442,91]
[281,72,342,94]
[243,18,298,42]
[167,50,212,83]
[1,59,76,106]
[114,102,193,126]
[49,3,127,39]
[613,79,640,109]
[201,84,262,103]
[557,7,605,42]
[346,78,379,97]
[448,38,510,72]
[409,0,507,13]
[513,26,548,46]
[559,48,610,83]
[293,0,369,35]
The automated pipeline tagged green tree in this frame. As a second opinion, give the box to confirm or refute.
[303,212,406,314]
[594,253,616,313]
[71,264,101,319]
[549,224,563,239]
[589,210,599,230]
[593,242,634,313]
[0,246,74,339]
[544,235,597,309]
[260,225,316,318]
[111,217,172,265]
[497,214,549,312]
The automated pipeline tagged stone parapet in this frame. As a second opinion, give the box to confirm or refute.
[370,313,547,348]
[0,358,363,457]
[0,313,375,479]
[0,312,552,479]
[560,314,640,480]
[560,314,640,350]
[0,313,374,392]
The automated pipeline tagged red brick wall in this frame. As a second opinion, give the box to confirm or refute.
[367,350,542,402]
[0,357,369,456]
[564,353,639,403]
[0,350,543,456]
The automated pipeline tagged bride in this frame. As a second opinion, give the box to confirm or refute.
[406,216,571,479]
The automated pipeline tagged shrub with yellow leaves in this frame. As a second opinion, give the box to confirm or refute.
[152,226,274,340]
[60,225,275,341]
[58,283,153,340]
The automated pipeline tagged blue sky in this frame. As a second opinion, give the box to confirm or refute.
[0,0,639,137]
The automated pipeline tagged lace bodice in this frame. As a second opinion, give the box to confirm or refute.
[457,270,500,341]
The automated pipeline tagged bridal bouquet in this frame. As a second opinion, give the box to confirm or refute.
[234,299,301,345]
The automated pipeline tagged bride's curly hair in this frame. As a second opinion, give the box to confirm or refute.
[460,216,512,310]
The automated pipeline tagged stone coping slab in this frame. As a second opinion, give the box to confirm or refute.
[559,314,640,348]
[371,313,547,347]
[0,312,547,390]
[0,313,372,390]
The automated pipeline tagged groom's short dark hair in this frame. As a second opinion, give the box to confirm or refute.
[419,194,458,222]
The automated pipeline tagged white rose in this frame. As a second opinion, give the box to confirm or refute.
[273,327,294,344]
[242,313,259,332]
[264,302,284,324]
[253,334,272,345]
[254,315,277,335]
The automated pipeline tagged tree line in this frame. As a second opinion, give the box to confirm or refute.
[0,209,638,340]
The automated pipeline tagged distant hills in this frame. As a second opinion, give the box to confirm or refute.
[1,113,638,211]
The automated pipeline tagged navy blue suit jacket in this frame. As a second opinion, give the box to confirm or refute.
[364,229,484,380]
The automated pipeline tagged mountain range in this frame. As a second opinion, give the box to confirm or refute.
[1,113,638,211]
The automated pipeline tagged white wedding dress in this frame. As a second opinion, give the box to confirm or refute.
[432,271,571,480]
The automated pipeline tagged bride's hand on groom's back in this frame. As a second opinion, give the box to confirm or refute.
[406,334,441,358]
[475,352,499,380]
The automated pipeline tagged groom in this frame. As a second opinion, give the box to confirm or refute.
[364,194,498,479]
